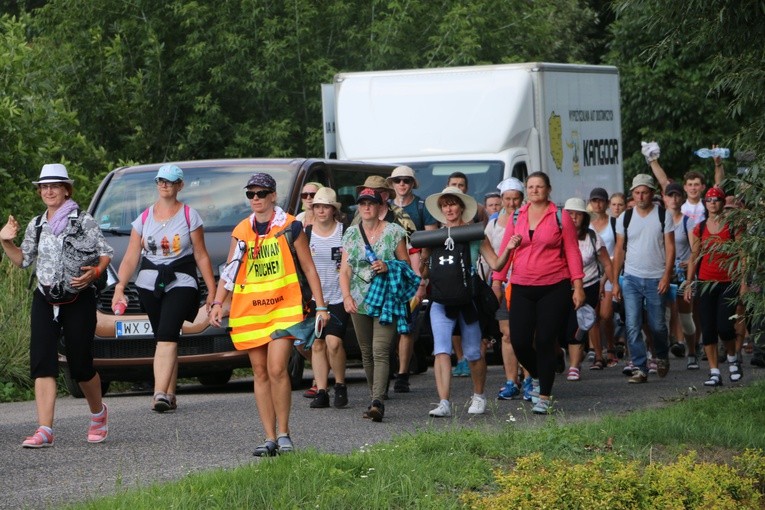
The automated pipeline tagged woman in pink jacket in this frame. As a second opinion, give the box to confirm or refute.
[497,172,585,414]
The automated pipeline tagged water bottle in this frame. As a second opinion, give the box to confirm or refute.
[365,246,378,264]
[113,300,127,316]
[674,258,685,284]
[694,147,730,159]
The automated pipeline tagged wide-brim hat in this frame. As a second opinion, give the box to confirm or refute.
[32,163,74,185]
[355,175,394,194]
[425,186,478,224]
[311,187,341,210]
[386,165,419,189]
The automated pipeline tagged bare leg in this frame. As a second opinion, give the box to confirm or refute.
[153,341,177,395]
[78,373,104,414]
[325,334,346,383]
[312,339,330,390]
[433,353,452,401]
[397,333,413,374]
[249,346,276,440]
[34,377,57,427]
[267,338,293,436]
[468,357,487,395]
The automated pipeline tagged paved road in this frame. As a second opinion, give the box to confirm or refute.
[1,353,763,509]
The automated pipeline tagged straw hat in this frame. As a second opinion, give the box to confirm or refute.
[355,175,394,194]
[386,166,419,189]
[310,187,341,210]
[425,186,478,224]
[32,164,74,185]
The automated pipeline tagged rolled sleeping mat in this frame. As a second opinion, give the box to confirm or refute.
[410,222,486,248]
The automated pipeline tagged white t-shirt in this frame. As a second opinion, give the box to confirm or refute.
[616,207,675,279]
[308,222,344,305]
[580,229,605,287]
[594,219,616,257]
[681,200,705,224]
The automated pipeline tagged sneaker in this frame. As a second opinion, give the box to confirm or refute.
[310,389,330,408]
[656,358,670,378]
[729,359,743,382]
[497,381,520,400]
[87,404,108,444]
[393,373,410,393]
[452,358,469,377]
[622,361,635,376]
[586,350,595,363]
[686,356,700,370]
[276,434,294,454]
[566,366,580,381]
[648,358,658,374]
[428,400,452,417]
[368,400,384,422]
[670,342,687,358]
[152,392,171,413]
[704,372,723,387]
[303,384,318,398]
[521,376,534,402]
[532,398,553,415]
[628,370,648,384]
[21,426,54,448]
[467,394,487,415]
[333,383,348,408]
[529,380,541,404]
[253,439,278,457]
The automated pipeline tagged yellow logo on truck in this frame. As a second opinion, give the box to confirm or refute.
[548,111,563,171]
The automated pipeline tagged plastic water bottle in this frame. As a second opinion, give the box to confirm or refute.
[694,148,730,159]
[113,300,127,316]
[365,246,378,264]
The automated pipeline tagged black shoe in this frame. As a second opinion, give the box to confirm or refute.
[670,342,686,358]
[368,400,384,422]
[393,373,410,393]
[333,383,348,408]
[310,389,330,408]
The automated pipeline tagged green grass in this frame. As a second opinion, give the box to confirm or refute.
[0,259,35,402]
[66,381,765,509]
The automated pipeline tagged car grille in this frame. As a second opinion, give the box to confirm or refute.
[91,335,236,359]
[97,279,209,314]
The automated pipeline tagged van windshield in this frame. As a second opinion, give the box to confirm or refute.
[93,164,295,234]
[406,161,504,204]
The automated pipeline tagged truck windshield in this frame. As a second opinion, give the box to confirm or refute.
[93,164,295,234]
[407,161,504,204]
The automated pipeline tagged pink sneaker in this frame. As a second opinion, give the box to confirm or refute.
[87,404,109,443]
[22,427,54,448]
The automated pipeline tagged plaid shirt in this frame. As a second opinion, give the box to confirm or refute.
[365,260,420,333]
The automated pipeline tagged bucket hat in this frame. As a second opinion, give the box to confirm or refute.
[311,187,341,210]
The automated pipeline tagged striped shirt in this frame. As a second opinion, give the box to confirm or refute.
[308,222,344,305]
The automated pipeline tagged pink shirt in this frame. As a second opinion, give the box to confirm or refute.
[493,202,584,286]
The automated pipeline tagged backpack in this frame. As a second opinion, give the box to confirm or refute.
[275,224,313,313]
[622,206,666,252]
[429,240,473,306]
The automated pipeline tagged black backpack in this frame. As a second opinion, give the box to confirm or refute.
[429,240,473,306]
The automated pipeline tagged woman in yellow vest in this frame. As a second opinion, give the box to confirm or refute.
[209,173,329,457]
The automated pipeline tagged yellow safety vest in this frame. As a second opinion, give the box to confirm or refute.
[228,216,304,350]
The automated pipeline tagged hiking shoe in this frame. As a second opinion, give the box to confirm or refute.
[368,400,384,422]
[622,361,635,376]
[686,356,700,370]
[303,384,318,398]
[532,398,553,415]
[452,359,469,377]
[521,376,535,402]
[253,439,278,457]
[628,370,648,384]
[428,400,452,417]
[276,434,294,454]
[497,381,520,400]
[22,426,54,448]
[704,372,723,387]
[648,358,658,374]
[657,358,670,378]
[152,392,171,413]
[555,348,566,374]
[729,359,743,382]
[333,383,348,408]
[310,389,330,408]
[467,394,487,415]
[393,373,410,393]
[670,342,686,358]
[87,404,108,444]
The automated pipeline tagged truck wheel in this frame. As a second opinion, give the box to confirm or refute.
[198,369,233,387]
[288,347,305,389]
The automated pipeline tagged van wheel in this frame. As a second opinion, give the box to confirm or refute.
[198,370,233,387]
[61,368,110,398]
[288,347,305,389]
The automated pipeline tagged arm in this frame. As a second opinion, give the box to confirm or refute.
[713,145,725,186]
[598,246,615,287]
[293,230,329,322]
[684,230,700,302]
[480,234,521,270]
[71,254,111,290]
[658,231,676,295]
[611,234,625,301]
[209,237,238,326]
[649,159,670,192]
[0,215,25,267]
[339,249,357,314]
[190,227,218,310]
[492,217,517,282]
[111,229,144,309]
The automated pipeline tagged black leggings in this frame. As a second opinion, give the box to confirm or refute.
[698,280,738,345]
[137,286,199,342]
[30,288,97,381]
[510,279,572,396]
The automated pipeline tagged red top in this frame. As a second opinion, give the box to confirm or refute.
[694,221,736,282]
[494,202,584,286]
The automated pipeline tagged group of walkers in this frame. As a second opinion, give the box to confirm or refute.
[1,143,759,454]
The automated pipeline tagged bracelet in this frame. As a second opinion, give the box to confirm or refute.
[93,266,101,278]
[316,306,328,311]
[211,301,223,307]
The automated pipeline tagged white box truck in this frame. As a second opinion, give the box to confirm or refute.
[322,62,624,205]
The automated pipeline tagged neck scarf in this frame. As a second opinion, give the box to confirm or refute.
[48,199,80,236]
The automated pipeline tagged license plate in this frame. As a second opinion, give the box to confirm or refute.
[116,320,154,337]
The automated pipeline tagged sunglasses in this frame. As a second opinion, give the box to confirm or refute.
[246,189,273,199]
[705,197,723,203]
[392,177,414,185]
[301,192,317,199]
[155,178,177,186]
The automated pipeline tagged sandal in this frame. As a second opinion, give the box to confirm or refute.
[566,366,581,381]
[253,439,278,457]
[590,359,605,370]
[277,434,294,454]
[22,426,54,448]
[87,404,108,443]
[606,350,619,368]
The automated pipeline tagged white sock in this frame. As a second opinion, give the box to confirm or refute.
[710,368,721,375]
[727,355,737,364]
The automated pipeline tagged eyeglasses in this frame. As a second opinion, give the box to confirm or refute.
[155,178,176,187]
[300,192,317,199]
[246,189,273,200]
[705,197,723,203]
[39,183,64,191]
[392,177,414,185]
